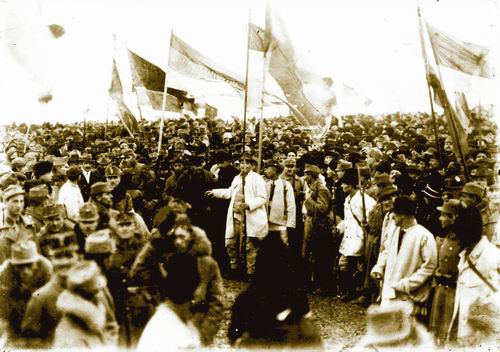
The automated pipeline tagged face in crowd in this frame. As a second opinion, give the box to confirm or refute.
[6,194,24,217]
[107,174,121,191]
[46,214,65,233]
[79,217,99,236]
[239,159,253,176]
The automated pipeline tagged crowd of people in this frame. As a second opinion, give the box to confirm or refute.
[0,108,499,350]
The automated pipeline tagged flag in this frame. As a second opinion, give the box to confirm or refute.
[108,58,138,136]
[264,9,336,137]
[169,34,245,91]
[426,22,493,79]
[454,91,471,130]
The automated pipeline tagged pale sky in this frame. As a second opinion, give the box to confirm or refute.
[0,0,498,123]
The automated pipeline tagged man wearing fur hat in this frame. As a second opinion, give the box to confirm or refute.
[56,165,84,222]
[371,196,437,322]
[337,168,376,302]
[32,160,54,198]
[0,185,37,263]
[0,240,53,348]
[52,260,118,348]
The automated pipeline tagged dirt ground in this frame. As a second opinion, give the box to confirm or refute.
[214,278,367,350]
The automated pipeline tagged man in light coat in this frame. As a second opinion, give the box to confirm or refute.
[56,165,84,222]
[206,153,268,278]
[337,168,376,301]
[371,196,437,322]
[263,160,296,247]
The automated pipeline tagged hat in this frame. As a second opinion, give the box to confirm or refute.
[240,152,258,164]
[105,165,121,177]
[53,156,68,167]
[43,203,65,219]
[11,157,27,169]
[11,240,40,265]
[81,153,93,163]
[77,203,99,222]
[84,229,115,254]
[392,196,417,216]
[28,184,49,199]
[422,184,441,200]
[66,260,107,290]
[114,211,135,225]
[460,182,486,198]
[437,199,463,216]
[378,185,398,201]
[364,300,413,346]
[96,154,112,166]
[304,163,321,174]
[3,184,24,201]
[338,168,358,187]
[264,160,283,173]
[444,175,465,191]
[66,165,81,178]
[0,172,19,190]
[335,159,352,172]
[33,160,53,178]
[373,173,392,187]
[91,182,111,196]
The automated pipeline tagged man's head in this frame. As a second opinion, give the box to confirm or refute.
[239,153,257,176]
[339,168,358,195]
[263,161,282,181]
[33,160,53,183]
[283,158,297,177]
[304,163,321,185]
[91,182,113,209]
[459,182,485,207]
[43,203,66,233]
[392,196,417,227]
[437,199,462,229]
[81,154,93,172]
[335,159,352,180]
[66,165,81,183]
[171,216,194,253]
[66,260,107,300]
[77,203,99,236]
[105,165,121,190]
[114,212,136,239]
[11,240,41,284]
[171,158,185,175]
[123,149,137,167]
[378,185,398,213]
[3,185,25,217]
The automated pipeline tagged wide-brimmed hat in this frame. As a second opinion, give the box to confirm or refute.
[43,203,65,219]
[436,199,463,216]
[378,185,398,201]
[77,203,99,222]
[96,154,112,166]
[3,184,24,201]
[11,240,41,265]
[363,300,413,346]
[460,182,486,198]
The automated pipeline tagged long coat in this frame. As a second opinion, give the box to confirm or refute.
[448,237,500,342]
[372,221,437,303]
[266,178,296,229]
[212,170,268,239]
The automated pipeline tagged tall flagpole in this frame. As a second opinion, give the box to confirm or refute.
[417,6,444,169]
[257,16,270,173]
[242,10,251,158]
[158,29,173,154]
[420,8,470,180]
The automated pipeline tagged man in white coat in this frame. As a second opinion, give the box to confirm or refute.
[56,165,84,222]
[371,196,437,322]
[337,168,376,301]
[206,153,268,278]
[262,160,295,247]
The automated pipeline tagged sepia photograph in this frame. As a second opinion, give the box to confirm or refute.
[0,0,498,350]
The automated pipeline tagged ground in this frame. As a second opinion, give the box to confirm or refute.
[214,278,367,350]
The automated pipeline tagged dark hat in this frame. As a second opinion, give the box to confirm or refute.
[264,160,283,173]
[444,175,465,191]
[43,203,65,219]
[66,165,81,178]
[91,182,111,196]
[338,168,358,187]
[392,196,417,216]
[78,203,99,221]
[33,160,53,178]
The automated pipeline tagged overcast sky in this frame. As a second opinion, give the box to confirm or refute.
[0,0,498,123]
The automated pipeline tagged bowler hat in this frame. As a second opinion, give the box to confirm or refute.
[392,196,417,216]
[11,240,41,265]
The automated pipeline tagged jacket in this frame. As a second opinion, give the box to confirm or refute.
[212,170,268,239]
[372,221,437,303]
[266,178,296,229]
[0,210,36,264]
[449,236,500,341]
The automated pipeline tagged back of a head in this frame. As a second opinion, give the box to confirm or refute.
[163,252,200,304]
[453,205,482,248]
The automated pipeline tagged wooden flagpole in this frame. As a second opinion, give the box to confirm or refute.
[158,29,173,154]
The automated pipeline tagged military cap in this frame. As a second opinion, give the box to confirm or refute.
[0,172,19,190]
[28,184,50,199]
[3,185,25,201]
[91,182,111,196]
[437,199,463,216]
[422,184,441,199]
[460,182,486,198]
[377,185,398,201]
[114,211,135,224]
[335,159,353,172]
[78,203,99,222]
[85,229,115,254]
[43,203,65,219]
[105,165,121,177]
[304,163,321,175]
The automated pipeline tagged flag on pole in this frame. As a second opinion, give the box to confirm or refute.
[108,58,138,136]
[426,23,494,79]
[262,8,336,138]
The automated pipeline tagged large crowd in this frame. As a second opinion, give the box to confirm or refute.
[0,109,499,350]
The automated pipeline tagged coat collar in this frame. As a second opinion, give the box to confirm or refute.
[461,236,489,261]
